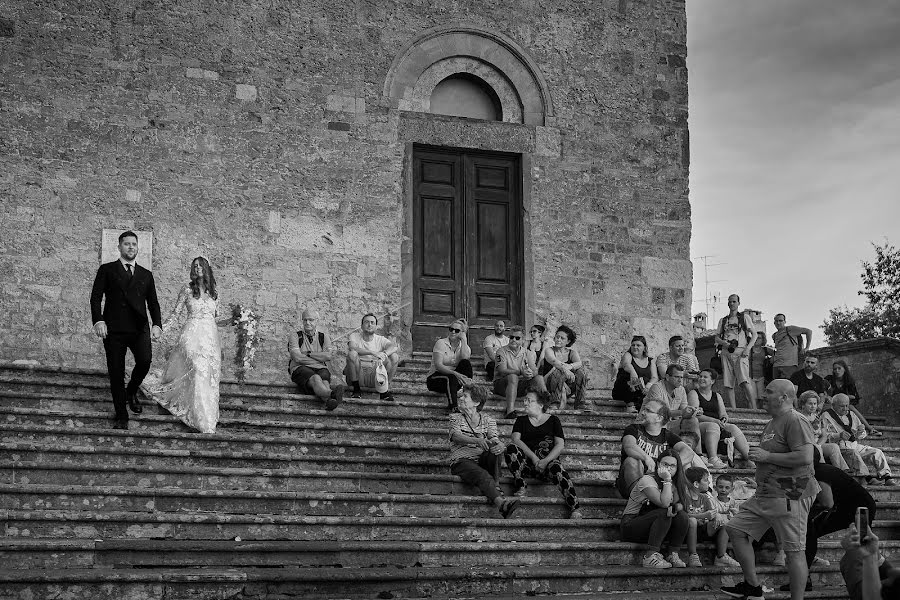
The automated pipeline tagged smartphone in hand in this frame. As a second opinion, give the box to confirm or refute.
[856,506,869,543]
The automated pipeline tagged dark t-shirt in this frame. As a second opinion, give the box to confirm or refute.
[825,375,861,405]
[790,370,828,396]
[620,424,682,463]
[513,414,565,456]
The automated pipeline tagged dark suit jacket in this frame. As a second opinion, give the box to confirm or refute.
[90,260,162,333]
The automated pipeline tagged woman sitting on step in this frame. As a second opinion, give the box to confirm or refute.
[449,387,520,519]
[620,448,691,569]
[539,325,589,411]
[425,318,474,411]
[504,390,583,519]
[611,335,658,413]
[686,368,752,469]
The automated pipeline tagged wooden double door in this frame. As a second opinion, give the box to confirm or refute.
[412,145,524,352]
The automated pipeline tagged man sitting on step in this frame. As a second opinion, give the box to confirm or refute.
[492,325,547,420]
[288,308,346,411]
[344,313,399,402]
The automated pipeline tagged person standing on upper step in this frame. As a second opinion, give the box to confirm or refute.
[714,294,759,409]
[482,320,509,380]
[288,308,345,411]
[344,313,399,402]
[789,355,828,404]
[425,317,474,411]
[449,387,519,519]
[493,325,547,420]
[771,314,812,381]
[90,231,162,430]
[721,379,820,600]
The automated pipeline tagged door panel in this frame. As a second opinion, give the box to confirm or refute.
[412,146,522,351]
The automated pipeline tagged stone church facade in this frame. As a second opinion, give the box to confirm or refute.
[0,0,691,385]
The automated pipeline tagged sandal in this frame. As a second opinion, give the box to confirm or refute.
[499,497,520,519]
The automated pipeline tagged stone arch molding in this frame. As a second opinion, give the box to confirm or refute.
[384,24,553,126]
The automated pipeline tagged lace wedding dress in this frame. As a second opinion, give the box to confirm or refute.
[141,286,221,433]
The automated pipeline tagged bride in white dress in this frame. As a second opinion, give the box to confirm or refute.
[141,256,221,433]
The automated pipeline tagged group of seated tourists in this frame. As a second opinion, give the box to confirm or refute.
[427,318,588,418]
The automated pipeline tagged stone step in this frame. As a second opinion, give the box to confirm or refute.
[0,367,890,426]
[0,483,640,520]
[0,420,669,466]
[0,459,615,498]
[3,537,896,571]
[0,564,853,600]
[0,395,787,441]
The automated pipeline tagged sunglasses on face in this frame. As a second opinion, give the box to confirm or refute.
[448,327,461,333]
[509,335,522,340]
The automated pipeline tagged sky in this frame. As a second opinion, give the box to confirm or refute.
[685,0,900,344]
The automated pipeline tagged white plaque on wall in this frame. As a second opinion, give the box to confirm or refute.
[101,229,153,270]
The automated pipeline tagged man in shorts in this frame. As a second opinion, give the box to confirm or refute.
[345,313,399,402]
[493,325,546,419]
[715,294,759,409]
[722,379,819,600]
[288,308,345,410]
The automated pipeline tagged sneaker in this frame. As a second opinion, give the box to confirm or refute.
[326,384,345,411]
[688,552,703,567]
[772,550,786,566]
[513,486,527,497]
[812,555,830,566]
[714,554,741,568]
[708,456,728,469]
[779,579,812,592]
[720,581,764,600]
[868,428,884,437]
[569,509,584,520]
[379,392,395,402]
[642,552,672,569]
[884,477,898,487]
[350,388,362,399]
[666,552,687,568]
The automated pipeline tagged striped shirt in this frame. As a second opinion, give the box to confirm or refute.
[448,412,500,466]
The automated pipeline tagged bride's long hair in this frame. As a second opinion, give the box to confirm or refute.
[189,256,217,300]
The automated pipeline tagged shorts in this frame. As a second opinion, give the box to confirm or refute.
[721,350,750,388]
[772,365,796,381]
[291,366,331,395]
[493,376,539,397]
[726,495,814,552]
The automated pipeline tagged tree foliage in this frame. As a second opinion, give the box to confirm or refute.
[822,242,900,345]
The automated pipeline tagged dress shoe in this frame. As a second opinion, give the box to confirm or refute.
[113,419,128,430]
[127,390,143,414]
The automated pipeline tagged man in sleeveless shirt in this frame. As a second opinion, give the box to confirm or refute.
[288,308,346,410]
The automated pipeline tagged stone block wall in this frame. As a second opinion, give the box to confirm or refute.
[0,0,690,385]
[810,338,900,426]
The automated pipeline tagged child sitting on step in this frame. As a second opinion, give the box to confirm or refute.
[684,466,715,567]
[706,473,741,567]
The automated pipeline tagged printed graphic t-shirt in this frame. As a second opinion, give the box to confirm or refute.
[619,424,683,463]
[755,409,820,500]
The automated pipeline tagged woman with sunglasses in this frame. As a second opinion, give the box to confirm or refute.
[612,335,658,413]
[526,324,547,367]
[620,448,691,569]
[425,318,474,410]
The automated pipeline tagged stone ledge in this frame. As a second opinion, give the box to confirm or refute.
[810,337,900,359]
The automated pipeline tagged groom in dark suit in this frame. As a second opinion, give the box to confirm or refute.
[90,231,162,429]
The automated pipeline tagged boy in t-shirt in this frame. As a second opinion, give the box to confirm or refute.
[684,466,715,567]
[707,473,741,567]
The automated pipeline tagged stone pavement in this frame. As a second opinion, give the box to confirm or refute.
[1,359,898,599]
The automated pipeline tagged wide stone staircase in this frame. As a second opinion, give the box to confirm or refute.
[1,356,898,599]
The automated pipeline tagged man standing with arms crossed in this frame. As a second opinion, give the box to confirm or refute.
[722,379,819,600]
[771,314,812,381]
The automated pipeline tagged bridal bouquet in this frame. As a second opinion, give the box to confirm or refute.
[230,304,259,383]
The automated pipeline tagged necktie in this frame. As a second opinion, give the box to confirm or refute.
[125,264,133,280]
